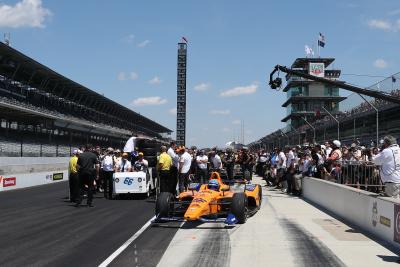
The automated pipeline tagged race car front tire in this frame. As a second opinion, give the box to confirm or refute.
[231,192,247,223]
[155,192,174,217]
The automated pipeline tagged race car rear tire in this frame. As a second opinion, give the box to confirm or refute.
[155,192,174,217]
[231,192,247,224]
[257,184,262,206]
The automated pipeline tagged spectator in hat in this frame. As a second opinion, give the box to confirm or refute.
[372,135,400,197]
[134,152,149,172]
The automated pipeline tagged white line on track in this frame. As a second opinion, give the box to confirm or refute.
[98,215,156,267]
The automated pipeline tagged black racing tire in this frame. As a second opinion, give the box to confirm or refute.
[155,192,174,217]
[231,192,247,224]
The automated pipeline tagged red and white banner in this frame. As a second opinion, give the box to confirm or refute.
[3,177,16,187]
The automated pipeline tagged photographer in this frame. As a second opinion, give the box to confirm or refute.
[372,135,400,198]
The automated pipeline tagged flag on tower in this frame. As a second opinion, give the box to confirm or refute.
[181,36,188,44]
[318,32,325,47]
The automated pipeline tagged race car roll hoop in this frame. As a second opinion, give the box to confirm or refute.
[153,172,262,225]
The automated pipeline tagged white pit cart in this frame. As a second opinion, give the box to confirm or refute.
[113,169,157,198]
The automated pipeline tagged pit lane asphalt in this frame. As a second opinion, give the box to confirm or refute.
[0,182,178,267]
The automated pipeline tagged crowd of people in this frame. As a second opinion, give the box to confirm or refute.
[68,145,149,207]
[68,141,261,207]
[254,135,400,197]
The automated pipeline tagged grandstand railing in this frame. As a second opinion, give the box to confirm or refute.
[322,160,382,193]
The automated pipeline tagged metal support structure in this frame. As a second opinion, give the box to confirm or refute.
[289,125,301,145]
[280,129,289,147]
[176,42,187,146]
[321,106,340,140]
[358,94,379,147]
[301,116,316,144]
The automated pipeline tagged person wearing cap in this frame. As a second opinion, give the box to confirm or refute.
[102,147,116,199]
[178,146,192,193]
[372,135,400,197]
[116,153,132,172]
[158,146,173,193]
[134,152,148,172]
[68,149,80,202]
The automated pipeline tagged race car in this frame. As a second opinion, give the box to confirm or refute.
[154,172,262,224]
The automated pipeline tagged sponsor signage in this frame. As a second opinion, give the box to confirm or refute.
[52,173,64,181]
[380,216,391,227]
[3,177,16,187]
[394,204,400,243]
[309,62,325,78]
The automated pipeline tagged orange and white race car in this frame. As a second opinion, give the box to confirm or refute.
[154,172,262,224]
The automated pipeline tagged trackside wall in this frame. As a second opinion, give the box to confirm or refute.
[303,177,400,250]
[0,157,69,192]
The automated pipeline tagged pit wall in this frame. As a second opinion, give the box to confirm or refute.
[303,177,400,250]
[0,157,69,192]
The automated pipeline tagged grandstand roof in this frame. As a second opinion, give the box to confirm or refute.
[0,42,171,134]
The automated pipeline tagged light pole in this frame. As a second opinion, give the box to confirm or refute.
[321,106,340,140]
[358,94,379,147]
[301,116,316,144]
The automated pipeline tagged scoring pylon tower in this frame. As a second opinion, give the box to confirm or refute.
[176,41,187,146]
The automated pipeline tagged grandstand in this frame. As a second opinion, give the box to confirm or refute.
[0,42,171,156]
[249,71,400,149]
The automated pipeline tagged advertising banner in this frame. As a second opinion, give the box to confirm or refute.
[309,62,325,78]
[52,173,64,181]
[3,177,16,187]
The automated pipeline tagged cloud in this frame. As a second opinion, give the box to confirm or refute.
[148,76,162,85]
[0,0,51,28]
[137,40,150,48]
[220,83,258,97]
[117,71,139,81]
[388,9,400,16]
[122,34,135,43]
[193,83,211,91]
[367,19,392,31]
[373,59,388,69]
[232,120,241,125]
[169,107,177,115]
[131,96,167,106]
[209,109,230,115]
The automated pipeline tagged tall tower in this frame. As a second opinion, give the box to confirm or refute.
[281,58,345,129]
[176,42,187,146]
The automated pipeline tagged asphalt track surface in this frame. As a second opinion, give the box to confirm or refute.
[0,182,177,267]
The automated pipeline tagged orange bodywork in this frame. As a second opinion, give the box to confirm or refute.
[178,172,261,221]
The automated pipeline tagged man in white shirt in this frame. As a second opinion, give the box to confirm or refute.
[116,153,132,172]
[167,142,179,194]
[196,150,208,184]
[101,147,115,199]
[372,135,400,197]
[209,150,223,170]
[178,147,192,193]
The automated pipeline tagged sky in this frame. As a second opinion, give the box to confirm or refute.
[1,0,400,148]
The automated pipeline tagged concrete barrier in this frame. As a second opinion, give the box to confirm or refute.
[0,157,69,192]
[303,177,400,250]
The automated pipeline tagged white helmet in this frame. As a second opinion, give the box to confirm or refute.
[332,140,341,147]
